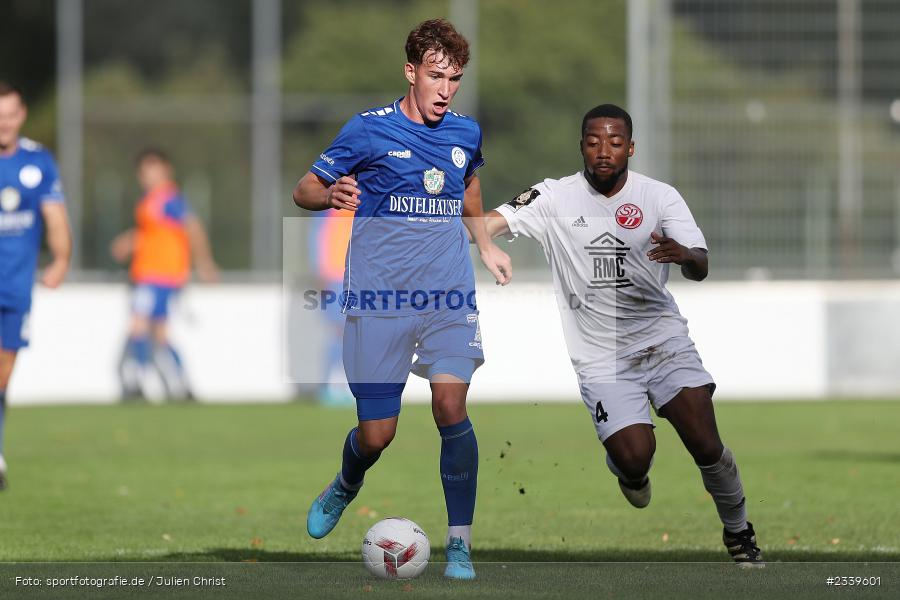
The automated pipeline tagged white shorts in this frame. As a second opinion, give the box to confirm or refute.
[577,336,715,442]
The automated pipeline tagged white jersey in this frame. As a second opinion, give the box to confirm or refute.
[495,170,707,372]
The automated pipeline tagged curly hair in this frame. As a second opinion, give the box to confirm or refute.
[405,18,470,70]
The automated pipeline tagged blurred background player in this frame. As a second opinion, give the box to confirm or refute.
[308,208,354,406]
[293,19,510,580]
[0,81,71,490]
[483,104,763,567]
[110,148,219,401]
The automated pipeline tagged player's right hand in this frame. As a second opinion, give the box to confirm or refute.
[327,176,361,211]
[110,230,135,263]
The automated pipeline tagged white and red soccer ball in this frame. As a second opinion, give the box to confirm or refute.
[361,518,430,580]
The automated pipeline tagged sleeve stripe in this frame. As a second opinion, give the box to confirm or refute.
[467,158,486,177]
[493,204,519,236]
[311,164,338,182]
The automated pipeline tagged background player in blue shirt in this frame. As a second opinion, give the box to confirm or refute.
[0,82,72,490]
[293,19,511,580]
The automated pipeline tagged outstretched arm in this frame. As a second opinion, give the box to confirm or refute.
[293,172,360,212]
[465,209,511,242]
[40,202,72,288]
[463,175,512,285]
[484,209,511,238]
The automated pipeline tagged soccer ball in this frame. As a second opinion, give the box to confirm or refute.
[361,517,430,580]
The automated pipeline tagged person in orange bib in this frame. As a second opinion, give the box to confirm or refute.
[308,207,354,405]
[110,148,218,400]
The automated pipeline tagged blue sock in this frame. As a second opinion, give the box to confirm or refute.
[439,417,478,526]
[162,344,184,370]
[340,427,380,491]
[0,389,5,454]
[130,336,151,366]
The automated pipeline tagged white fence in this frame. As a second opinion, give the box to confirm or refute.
[9,281,899,404]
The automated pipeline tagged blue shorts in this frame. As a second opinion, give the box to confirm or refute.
[132,284,181,320]
[0,306,30,351]
[343,310,485,421]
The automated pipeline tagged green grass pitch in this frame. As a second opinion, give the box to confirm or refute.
[0,400,898,599]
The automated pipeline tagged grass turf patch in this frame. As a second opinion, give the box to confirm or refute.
[1,400,898,566]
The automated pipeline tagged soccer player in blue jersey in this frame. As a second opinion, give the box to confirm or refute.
[0,82,72,490]
[293,19,511,580]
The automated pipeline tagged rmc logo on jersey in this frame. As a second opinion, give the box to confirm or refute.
[585,232,633,289]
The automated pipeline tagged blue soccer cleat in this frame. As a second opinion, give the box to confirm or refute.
[306,474,358,539]
[443,537,476,580]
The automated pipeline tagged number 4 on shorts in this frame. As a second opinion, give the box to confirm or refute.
[595,400,609,423]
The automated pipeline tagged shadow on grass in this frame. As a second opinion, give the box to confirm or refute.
[147,548,900,563]
[810,449,900,464]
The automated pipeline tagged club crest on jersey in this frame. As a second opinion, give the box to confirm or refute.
[451,146,466,168]
[19,165,43,189]
[1,187,21,212]
[423,167,445,195]
[615,203,643,229]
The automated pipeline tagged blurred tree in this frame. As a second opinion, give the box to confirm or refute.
[0,0,56,102]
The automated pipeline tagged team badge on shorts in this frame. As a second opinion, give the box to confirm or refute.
[423,168,445,195]
[467,313,482,349]
[615,203,643,229]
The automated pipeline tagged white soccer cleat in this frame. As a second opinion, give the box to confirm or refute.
[618,476,651,508]
[0,454,8,491]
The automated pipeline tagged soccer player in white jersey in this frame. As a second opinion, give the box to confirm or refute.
[293,19,511,579]
[483,104,763,567]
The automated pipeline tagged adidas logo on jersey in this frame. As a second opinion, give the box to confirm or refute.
[572,216,588,228]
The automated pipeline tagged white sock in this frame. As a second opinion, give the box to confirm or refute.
[698,447,748,533]
[447,526,471,549]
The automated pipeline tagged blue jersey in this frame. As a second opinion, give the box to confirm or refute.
[0,138,65,311]
[310,99,484,316]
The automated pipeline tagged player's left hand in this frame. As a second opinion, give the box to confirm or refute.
[647,231,691,264]
[41,259,68,289]
[480,243,512,286]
